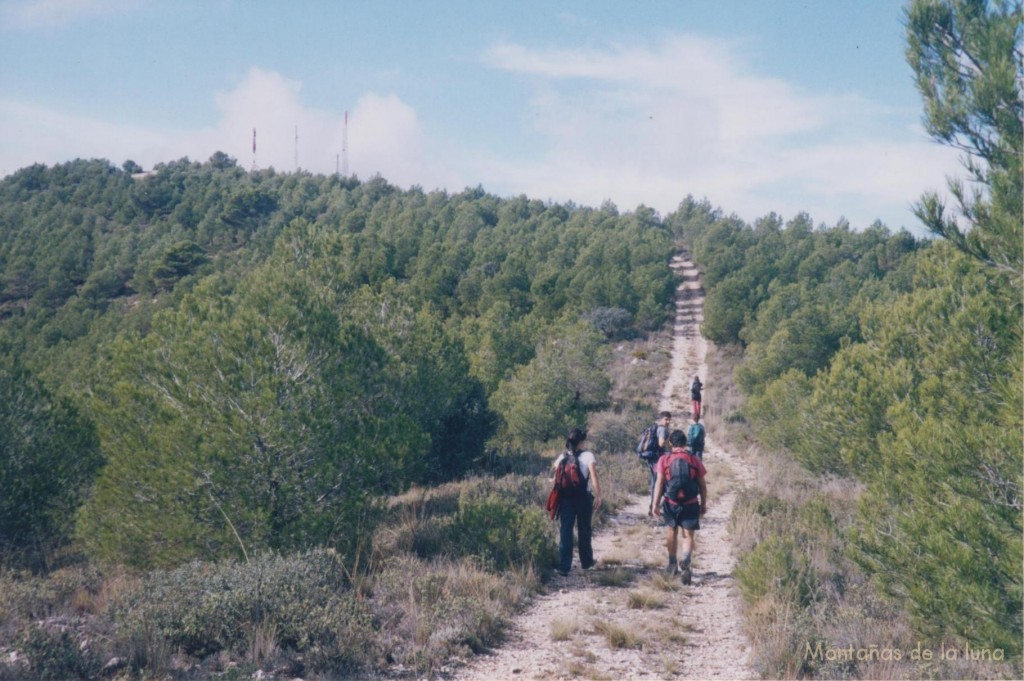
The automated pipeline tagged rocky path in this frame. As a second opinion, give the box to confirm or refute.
[451,253,755,680]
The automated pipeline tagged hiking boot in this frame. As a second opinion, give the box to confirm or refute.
[679,564,692,585]
[665,561,678,577]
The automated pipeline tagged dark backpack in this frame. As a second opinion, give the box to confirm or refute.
[555,451,586,497]
[636,424,660,462]
[664,453,699,504]
[688,423,705,450]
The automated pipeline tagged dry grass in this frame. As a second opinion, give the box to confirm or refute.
[592,568,634,588]
[592,619,642,649]
[550,616,580,642]
[645,572,683,593]
[626,589,666,610]
[596,551,627,567]
[660,654,682,675]
[701,342,745,438]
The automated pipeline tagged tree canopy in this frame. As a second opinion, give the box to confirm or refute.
[0,156,676,568]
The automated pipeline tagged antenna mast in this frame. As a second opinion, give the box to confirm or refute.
[251,128,257,172]
[341,111,349,177]
[294,125,299,171]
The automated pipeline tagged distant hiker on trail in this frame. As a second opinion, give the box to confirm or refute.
[552,427,602,577]
[690,375,704,420]
[651,429,707,585]
[637,411,672,516]
[687,414,706,460]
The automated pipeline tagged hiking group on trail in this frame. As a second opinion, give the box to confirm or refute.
[547,389,710,584]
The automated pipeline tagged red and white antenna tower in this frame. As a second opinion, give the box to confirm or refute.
[341,111,349,177]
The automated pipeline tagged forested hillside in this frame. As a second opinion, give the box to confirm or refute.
[0,1,1019,677]
[673,0,1022,667]
[0,157,676,570]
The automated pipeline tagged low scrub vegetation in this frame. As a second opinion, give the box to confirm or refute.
[716,341,1020,680]
[0,314,668,679]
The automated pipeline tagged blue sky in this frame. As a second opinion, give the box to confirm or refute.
[0,0,962,233]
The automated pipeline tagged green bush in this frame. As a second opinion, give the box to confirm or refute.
[734,538,815,608]
[19,625,102,681]
[450,492,556,573]
[110,549,378,674]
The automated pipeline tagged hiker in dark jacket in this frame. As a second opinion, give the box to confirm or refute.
[551,427,602,576]
[651,430,707,585]
[643,411,672,516]
[690,375,704,420]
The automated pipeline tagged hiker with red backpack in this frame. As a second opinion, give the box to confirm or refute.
[551,427,602,577]
[650,429,707,584]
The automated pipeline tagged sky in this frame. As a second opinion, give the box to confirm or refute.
[0,0,965,233]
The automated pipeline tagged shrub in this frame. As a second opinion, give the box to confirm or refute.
[450,492,556,573]
[19,625,102,681]
[370,556,525,674]
[109,549,378,675]
[582,307,633,338]
[734,539,815,608]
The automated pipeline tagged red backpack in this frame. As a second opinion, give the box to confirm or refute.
[664,452,699,504]
[555,451,586,497]
[547,451,586,518]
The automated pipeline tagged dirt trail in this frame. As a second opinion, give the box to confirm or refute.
[451,253,755,680]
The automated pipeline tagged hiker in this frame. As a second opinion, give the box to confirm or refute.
[651,429,707,584]
[638,411,672,516]
[687,414,706,460]
[690,375,704,420]
[552,427,602,576]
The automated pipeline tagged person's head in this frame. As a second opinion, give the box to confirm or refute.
[566,427,587,452]
[669,430,687,448]
[658,411,672,426]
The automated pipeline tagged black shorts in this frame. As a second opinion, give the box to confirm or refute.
[662,499,700,530]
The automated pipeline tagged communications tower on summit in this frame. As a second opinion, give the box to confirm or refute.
[341,110,349,177]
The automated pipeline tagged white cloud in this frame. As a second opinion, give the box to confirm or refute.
[0,99,169,173]
[477,34,961,231]
[0,67,458,188]
[1,0,143,30]
[183,68,457,187]
[0,33,962,234]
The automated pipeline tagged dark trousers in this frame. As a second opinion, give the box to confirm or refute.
[647,461,658,510]
[558,493,594,572]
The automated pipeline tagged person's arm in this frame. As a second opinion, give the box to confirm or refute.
[650,467,665,516]
[550,454,562,481]
[588,461,602,508]
[698,477,708,515]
